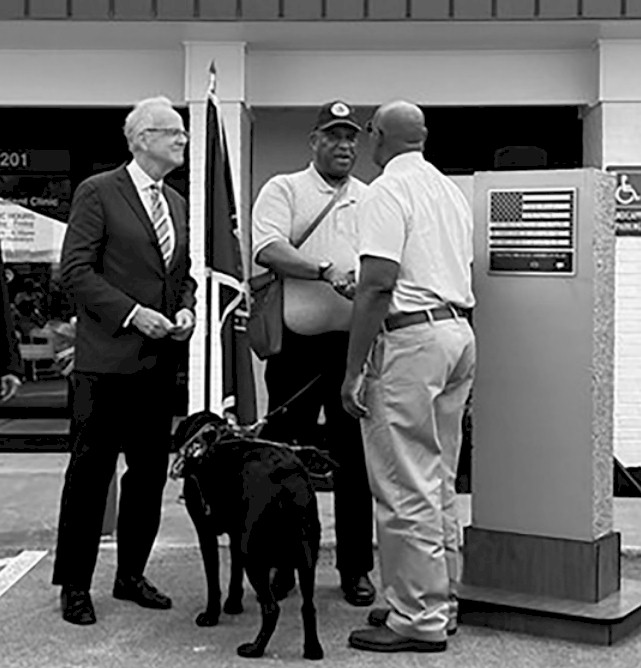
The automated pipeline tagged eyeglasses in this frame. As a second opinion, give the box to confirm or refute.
[365,120,380,135]
[143,128,190,141]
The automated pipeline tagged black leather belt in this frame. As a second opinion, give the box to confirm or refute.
[384,306,466,332]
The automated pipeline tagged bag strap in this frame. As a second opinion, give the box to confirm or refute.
[292,181,348,249]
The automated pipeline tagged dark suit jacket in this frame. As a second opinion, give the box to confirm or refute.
[61,165,197,374]
[0,248,22,377]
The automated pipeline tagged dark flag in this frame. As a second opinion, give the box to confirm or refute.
[204,63,256,424]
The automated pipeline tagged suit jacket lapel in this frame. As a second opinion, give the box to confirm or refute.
[116,166,162,252]
[164,186,184,268]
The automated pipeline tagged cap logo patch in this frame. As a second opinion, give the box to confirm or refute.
[331,102,350,118]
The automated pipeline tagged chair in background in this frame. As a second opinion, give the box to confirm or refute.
[18,327,58,381]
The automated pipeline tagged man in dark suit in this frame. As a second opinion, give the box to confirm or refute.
[52,96,197,625]
[0,252,22,401]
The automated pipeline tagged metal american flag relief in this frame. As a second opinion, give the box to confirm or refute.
[487,188,577,275]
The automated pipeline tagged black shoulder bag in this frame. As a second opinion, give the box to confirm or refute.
[247,185,346,359]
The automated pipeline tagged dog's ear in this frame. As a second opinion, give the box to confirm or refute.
[174,410,224,447]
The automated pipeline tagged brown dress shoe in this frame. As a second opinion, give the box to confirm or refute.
[60,586,96,625]
[113,575,172,609]
[348,626,447,653]
[340,573,376,607]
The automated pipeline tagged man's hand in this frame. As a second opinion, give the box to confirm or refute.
[331,269,357,300]
[1,374,21,402]
[131,306,175,339]
[169,308,196,342]
[341,371,369,420]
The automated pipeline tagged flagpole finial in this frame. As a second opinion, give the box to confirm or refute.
[209,60,217,95]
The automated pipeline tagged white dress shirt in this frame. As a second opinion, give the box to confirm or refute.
[357,152,475,312]
[122,160,177,327]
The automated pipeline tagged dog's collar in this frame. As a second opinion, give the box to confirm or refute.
[169,416,339,482]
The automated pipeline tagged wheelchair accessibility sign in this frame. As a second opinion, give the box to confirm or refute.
[607,167,641,236]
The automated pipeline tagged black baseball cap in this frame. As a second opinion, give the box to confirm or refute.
[313,100,361,132]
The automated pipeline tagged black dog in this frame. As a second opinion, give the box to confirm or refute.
[172,411,326,660]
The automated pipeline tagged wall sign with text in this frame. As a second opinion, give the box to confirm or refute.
[606,166,641,236]
[0,149,70,175]
[0,149,70,263]
[487,188,577,276]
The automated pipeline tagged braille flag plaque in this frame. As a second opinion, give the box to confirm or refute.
[487,188,577,276]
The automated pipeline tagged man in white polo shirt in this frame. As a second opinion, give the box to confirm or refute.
[342,100,476,653]
[252,101,376,606]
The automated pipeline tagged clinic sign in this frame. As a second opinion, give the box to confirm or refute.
[606,167,641,236]
[0,149,70,262]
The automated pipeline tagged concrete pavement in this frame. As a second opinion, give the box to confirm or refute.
[4,452,641,667]
[4,452,641,552]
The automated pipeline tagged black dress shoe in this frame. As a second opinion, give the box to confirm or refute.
[340,573,376,607]
[368,607,457,636]
[60,586,96,625]
[349,626,447,653]
[113,575,172,609]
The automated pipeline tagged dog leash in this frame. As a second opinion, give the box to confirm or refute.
[249,373,323,435]
[171,373,327,484]
[171,374,322,476]
[266,373,323,418]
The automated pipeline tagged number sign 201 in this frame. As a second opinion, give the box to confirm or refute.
[0,152,29,169]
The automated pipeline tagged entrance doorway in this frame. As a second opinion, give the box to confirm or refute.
[422,105,583,174]
[251,103,584,491]
[0,106,190,422]
[251,104,583,195]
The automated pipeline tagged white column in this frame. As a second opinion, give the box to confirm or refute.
[598,40,641,467]
[183,41,247,414]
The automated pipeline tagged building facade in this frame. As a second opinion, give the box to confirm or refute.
[2,0,641,462]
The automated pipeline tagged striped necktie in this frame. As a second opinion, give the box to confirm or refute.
[149,184,173,267]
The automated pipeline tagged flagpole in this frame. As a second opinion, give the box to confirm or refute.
[203,59,256,423]
[203,63,216,414]
[204,269,223,414]
[204,269,212,411]
[205,61,225,416]
[210,271,223,413]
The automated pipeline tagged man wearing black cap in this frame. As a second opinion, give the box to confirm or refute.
[252,100,376,606]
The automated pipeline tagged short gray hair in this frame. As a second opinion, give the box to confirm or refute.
[124,96,175,152]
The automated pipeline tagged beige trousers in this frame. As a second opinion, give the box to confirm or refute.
[361,317,475,642]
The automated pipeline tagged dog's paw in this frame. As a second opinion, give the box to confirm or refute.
[303,643,324,661]
[237,642,264,658]
[195,610,220,627]
[223,598,244,615]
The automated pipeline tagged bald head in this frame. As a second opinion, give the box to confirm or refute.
[370,101,427,166]
[378,101,426,147]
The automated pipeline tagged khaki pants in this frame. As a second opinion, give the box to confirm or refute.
[361,317,475,642]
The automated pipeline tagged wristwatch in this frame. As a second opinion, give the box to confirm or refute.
[318,260,333,280]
